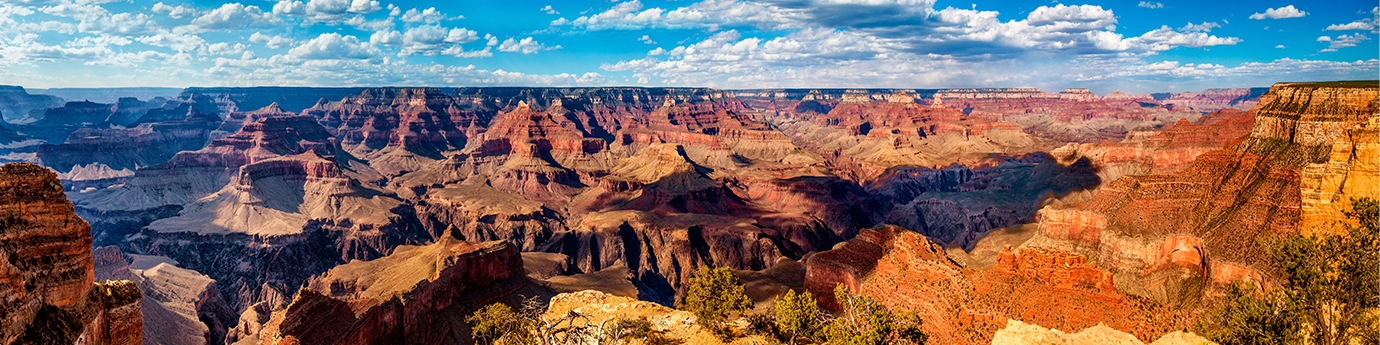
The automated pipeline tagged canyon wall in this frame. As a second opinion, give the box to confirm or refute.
[0,163,142,345]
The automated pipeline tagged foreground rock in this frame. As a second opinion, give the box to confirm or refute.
[252,237,525,345]
[805,226,1189,345]
[543,290,765,345]
[991,319,1216,345]
[0,163,142,344]
[93,247,236,345]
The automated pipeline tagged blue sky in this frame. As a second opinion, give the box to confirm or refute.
[0,0,1375,93]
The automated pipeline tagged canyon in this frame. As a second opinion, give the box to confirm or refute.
[0,81,1372,344]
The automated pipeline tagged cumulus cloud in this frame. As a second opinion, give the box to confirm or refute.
[347,0,380,14]
[186,3,279,32]
[498,37,556,54]
[369,29,401,45]
[136,31,205,51]
[289,32,380,60]
[344,15,392,31]
[638,35,655,44]
[1326,7,1378,32]
[400,25,447,55]
[400,7,451,23]
[1319,33,1370,52]
[207,42,247,55]
[551,0,790,30]
[555,2,1240,58]
[18,20,76,34]
[541,5,558,15]
[151,2,197,19]
[272,0,305,16]
[441,46,492,58]
[1250,5,1307,20]
[249,32,296,49]
[446,28,478,44]
[1120,25,1242,51]
[1137,2,1163,9]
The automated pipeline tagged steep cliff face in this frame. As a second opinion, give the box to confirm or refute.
[1260,82,1380,235]
[94,246,236,345]
[1026,81,1378,300]
[0,86,64,123]
[804,226,1190,345]
[254,238,524,345]
[0,163,142,345]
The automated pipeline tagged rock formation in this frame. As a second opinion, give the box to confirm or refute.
[252,238,524,345]
[991,319,1217,345]
[0,85,64,123]
[804,226,1191,345]
[0,162,142,345]
[93,247,235,345]
[1026,81,1378,297]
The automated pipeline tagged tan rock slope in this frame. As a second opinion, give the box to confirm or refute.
[991,320,1216,345]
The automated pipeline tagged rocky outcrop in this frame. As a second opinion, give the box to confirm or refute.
[542,290,762,345]
[93,247,236,345]
[0,163,142,345]
[1022,81,1377,307]
[805,226,1190,345]
[254,238,523,345]
[991,319,1217,345]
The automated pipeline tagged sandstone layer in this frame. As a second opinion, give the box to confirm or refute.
[0,163,142,345]
[253,238,524,345]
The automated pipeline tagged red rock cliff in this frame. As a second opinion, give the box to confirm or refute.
[0,163,142,345]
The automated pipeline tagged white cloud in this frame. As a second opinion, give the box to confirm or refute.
[1179,21,1220,32]
[400,7,449,23]
[1122,25,1242,51]
[187,3,279,32]
[249,32,296,49]
[18,20,75,34]
[1275,44,1285,49]
[498,37,556,54]
[1249,5,1307,20]
[369,29,401,45]
[639,35,655,44]
[441,46,492,58]
[137,31,205,51]
[151,2,197,19]
[551,0,790,31]
[272,0,305,15]
[347,0,380,14]
[1319,33,1370,52]
[305,0,349,16]
[288,32,381,60]
[207,42,247,55]
[344,15,392,31]
[446,28,478,44]
[541,5,558,15]
[1079,58,1378,83]
[73,11,161,36]
[1325,7,1378,32]
[1137,1,1163,9]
